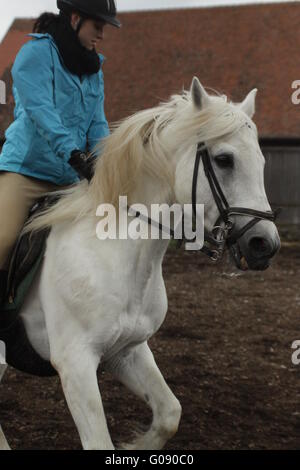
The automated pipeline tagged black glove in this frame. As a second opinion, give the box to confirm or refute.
[69,150,95,182]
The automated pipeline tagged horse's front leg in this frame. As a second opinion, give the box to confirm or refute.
[51,348,114,450]
[107,341,182,450]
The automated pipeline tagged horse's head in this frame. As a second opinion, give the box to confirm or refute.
[174,77,280,271]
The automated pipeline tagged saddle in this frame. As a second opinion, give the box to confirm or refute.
[0,195,59,330]
[0,195,60,376]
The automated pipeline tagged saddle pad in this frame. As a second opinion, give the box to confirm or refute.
[0,195,57,330]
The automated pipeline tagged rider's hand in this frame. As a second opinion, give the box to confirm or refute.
[69,150,95,182]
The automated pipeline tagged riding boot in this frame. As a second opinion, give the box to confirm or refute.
[0,270,8,307]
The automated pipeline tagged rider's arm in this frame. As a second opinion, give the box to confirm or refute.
[87,69,110,154]
[12,39,77,162]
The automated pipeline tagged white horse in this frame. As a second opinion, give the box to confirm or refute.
[0,78,280,450]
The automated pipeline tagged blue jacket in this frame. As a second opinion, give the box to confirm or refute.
[0,33,110,185]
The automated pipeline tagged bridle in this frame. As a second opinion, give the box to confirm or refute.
[191,142,281,261]
[129,142,280,261]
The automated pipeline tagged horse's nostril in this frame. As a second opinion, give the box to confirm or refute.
[248,237,272,258]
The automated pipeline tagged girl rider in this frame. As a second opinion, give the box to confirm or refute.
[0,0,121,306]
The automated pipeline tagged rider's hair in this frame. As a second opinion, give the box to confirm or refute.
[33,13,60,33]
[33,10,74,33]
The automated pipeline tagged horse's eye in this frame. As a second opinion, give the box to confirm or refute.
[214,153,234,169]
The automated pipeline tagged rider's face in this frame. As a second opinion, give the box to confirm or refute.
[71,14,106,50]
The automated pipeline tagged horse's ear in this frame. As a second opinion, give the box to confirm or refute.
[191,77,209,110]
[240,88,257,118]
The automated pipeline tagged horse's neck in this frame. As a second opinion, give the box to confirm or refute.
[89,173,174,270]
[124,175,174,261]
[130,170,174,208]
[58,166,176,273]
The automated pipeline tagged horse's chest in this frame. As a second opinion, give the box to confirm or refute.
[127,295,166,341]
[118,274,168,346]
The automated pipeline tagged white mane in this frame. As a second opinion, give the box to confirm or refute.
[24,88,252,233]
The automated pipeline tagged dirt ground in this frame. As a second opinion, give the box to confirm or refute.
[1,241,300,450]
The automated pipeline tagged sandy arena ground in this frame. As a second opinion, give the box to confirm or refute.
[0,242,300,450]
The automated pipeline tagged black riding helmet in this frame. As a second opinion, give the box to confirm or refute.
[57,0,121,28]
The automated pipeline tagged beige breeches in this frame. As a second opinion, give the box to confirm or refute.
[0,171,67,270]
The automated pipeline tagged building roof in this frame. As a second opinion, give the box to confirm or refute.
[0,3,299,140]
[0,19,33,138]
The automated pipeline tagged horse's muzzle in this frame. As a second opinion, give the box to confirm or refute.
[232,225,281,271]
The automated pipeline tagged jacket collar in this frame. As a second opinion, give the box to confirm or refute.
[27,33,105,63]
[27,33,105,90]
